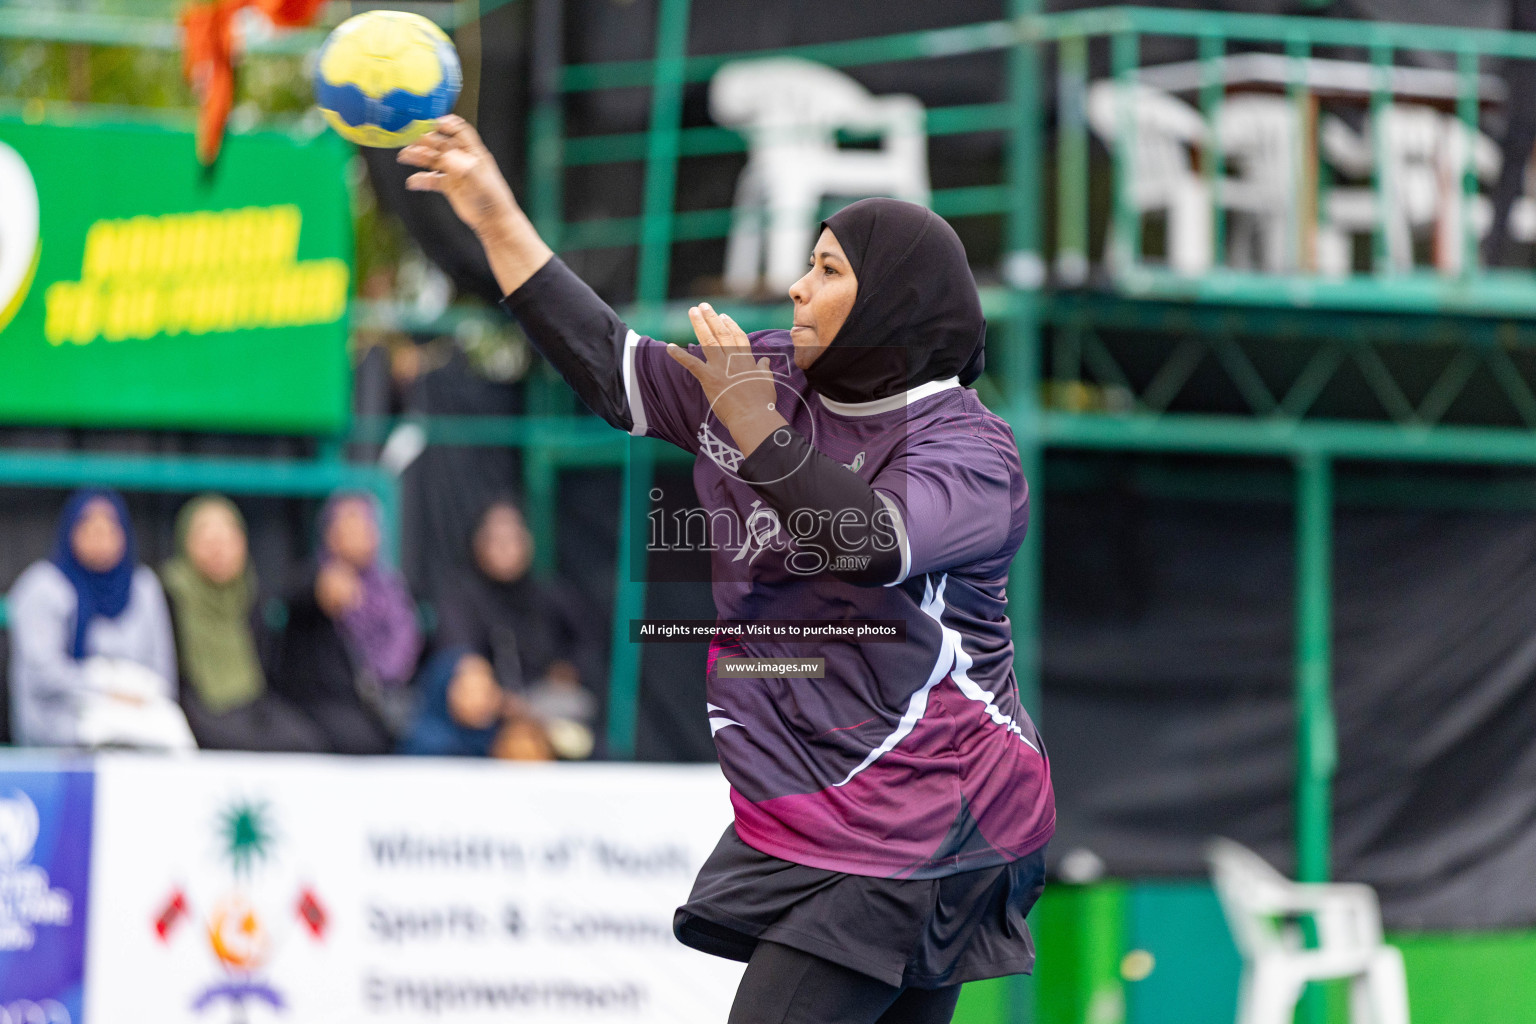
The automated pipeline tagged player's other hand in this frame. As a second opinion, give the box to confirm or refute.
[398,115,518,240]
[670,304,785,454]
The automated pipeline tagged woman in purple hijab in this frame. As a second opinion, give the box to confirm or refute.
[317,493,422,686]
[270,492,423,754]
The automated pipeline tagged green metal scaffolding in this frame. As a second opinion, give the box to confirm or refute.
[520,0,1536,922]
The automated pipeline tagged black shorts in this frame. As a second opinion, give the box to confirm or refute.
[674,826,1047,989]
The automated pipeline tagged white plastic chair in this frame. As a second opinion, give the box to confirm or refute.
[711,57,930,296]
[1087,80,1213,275]
[1207,838,1409,1024]
[1215,95,1304,273]
[1318,104,1500,275]
[1503,162,1536,246]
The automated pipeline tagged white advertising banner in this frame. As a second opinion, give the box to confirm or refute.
[84,754,743,1023]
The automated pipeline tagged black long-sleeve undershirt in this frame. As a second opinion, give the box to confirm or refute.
[737,428,902,586]
[500,256,635,432]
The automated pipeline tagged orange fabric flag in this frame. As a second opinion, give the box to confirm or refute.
[180,0,329,167]
[257,0,327,29]
[181,0,237,167]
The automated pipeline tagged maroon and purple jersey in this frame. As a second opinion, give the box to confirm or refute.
[626,328,1055,879]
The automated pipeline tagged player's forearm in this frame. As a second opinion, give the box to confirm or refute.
[476,204,555,297]
[716,405,787,458]
[738,428,903,586]
[499,256,635,432]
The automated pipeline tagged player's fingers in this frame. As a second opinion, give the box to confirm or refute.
[428,128,470,154]
[397,143,440,169]
[666,342,709,380]
[437,148,480,178]
[697,303,742,352]
[431,118,488,161]
[731,353,774,380]
[415,128,454,153]
[688,306,725,357]
[436,114,485,150]
[404,171,446,192]
[720,313,753,350]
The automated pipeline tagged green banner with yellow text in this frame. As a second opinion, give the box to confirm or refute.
[0,115,352,433]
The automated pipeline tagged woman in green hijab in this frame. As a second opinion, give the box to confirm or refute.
[161,495,326,752]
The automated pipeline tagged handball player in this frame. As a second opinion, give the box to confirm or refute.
[400,115,1055,1024]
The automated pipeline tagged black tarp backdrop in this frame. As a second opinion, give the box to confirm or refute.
[1043,464,1536,931]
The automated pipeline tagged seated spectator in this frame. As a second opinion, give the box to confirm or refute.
[398,648,502,757]
[8,489,193,749]
[398,648,560,761]
[272,492,422,754]
[160,495,326,753]
[434,498,597,747]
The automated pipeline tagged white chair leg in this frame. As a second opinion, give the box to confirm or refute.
[1350,971,1375,1024]
[723,165,766,296]
[1242,959,1304,1024]
[1510,196,1536,243]
[1385,207,1414,272]
[1169,181,1213,275]
[1364,947,1409,1024]
[1235,969,1257,1024]
[1316,226,1351,277]
[1472,195,1494,239]
[1261,211,1293,274]
[764,184,817,294]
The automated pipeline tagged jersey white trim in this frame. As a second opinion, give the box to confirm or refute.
[817,377,961,417]
[924,576,1040,753]
[834,572,1039,786]
[834,575,953,787]
[706,703,744,735]
[874,489,912,587]
[622,329,648,437]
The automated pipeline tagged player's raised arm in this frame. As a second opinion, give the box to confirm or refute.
[399,115,714,442]
[398,114,551,295]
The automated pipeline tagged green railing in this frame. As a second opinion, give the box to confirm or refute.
[529,14,1024,296]
[0,448,399,556]
[1042,6,1536,312]
[0,448,398,637]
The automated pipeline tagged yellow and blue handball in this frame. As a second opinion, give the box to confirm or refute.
[313,11,462,148]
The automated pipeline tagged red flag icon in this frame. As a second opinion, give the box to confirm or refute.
[154,890,189,941]
[296,888,327,939]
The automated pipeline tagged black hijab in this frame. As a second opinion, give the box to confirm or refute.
[435,498,554,690]
[802,198,986,403]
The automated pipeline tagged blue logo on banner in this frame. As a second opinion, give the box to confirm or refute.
[0,768,93,1024]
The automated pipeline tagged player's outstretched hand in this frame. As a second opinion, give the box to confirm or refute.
[669,303,786,456]
[398,115,518,239]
